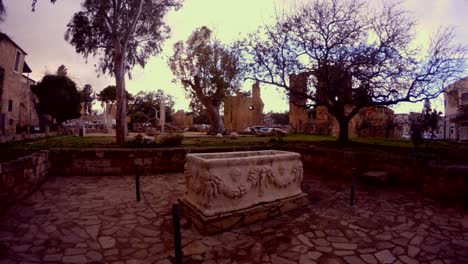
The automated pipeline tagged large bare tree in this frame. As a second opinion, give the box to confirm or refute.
[65,0,182,144]
[0,1,5,21]
[169,26,244,135]
[244,0,466,142]
[0,0,57,21]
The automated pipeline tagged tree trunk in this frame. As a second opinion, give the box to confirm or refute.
[114,47,127,145]
[337,117,350,143]
[206,104,225,135]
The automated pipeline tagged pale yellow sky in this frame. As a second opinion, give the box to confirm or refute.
[1,0,467,114]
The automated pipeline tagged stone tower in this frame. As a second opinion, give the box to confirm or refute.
[289,72,311,133]
[252,81,264,125]
[223,82,264,132]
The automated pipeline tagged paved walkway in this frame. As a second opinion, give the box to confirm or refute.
[0,171,467,264]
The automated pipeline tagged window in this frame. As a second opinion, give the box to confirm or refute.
[14,51,21,72]
[462,93,468,105]
[8,100,12,112]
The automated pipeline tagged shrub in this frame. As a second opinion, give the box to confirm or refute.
[158,134,184,147]
[126,134,158,148]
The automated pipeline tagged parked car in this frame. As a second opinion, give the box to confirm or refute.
[241,126,287,136]
[241,126,268,133]
[401,133,411,139]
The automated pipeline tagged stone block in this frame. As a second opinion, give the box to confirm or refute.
[361,171,389,185]
[102,167,122,175]
[2,173,15,189]
[179,193,308,234]
[96,151,104,158]
[93,159,111,168]
[184,150,304,216]
[143,158,154,165]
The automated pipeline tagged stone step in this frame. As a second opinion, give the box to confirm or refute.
[361,170,390,184]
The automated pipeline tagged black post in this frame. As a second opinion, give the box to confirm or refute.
[350,167,356,207]
[173,204,183,264]
[135,163,141,202]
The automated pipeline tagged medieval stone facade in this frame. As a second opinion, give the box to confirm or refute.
[0,32,39,136]
[288,71,395,138]
[171,110,193,128]
[288,73,311,133]
[224,82,264,132]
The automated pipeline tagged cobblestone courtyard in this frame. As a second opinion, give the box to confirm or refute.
[0,171,467,264]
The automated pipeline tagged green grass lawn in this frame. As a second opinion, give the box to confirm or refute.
[1,133,466,162]
[5,135,116,150]
[4,133,468,150]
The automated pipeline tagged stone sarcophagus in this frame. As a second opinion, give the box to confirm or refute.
[179,150,308,234]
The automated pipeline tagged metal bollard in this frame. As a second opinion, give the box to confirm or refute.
[135,159,141,202]
[172,204,183,264]
[350,167,356,207]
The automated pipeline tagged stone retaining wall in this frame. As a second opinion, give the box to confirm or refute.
[49,146,467,204]
[0,151,50,212]
[280,147,467,204]
[49,146,270,176]
[2,146,466,210]
[281,147,426,187]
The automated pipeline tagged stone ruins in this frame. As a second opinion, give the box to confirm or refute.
[224,82,264,132]
[288,71,395,137]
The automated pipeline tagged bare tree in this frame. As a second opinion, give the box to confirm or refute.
[0,0,57,21]
[244,0,466,142]
[0,1,5,21]
[169,26,244,135]
[65,0,182,144]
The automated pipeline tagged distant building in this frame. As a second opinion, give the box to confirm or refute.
[288,71,395,137]
[224,82,264,132]
[444,77,468,141]
[394,113,410,138]
[0,32,39,136]
[288,72,311,133]
[171,110,193,128]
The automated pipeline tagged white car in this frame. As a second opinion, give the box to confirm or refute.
[241,126,287,136]
[401,134,411,139]
[242,126,269,133]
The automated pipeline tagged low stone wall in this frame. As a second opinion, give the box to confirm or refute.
[2,146,465,210]
[281,147,426,187]
[280,146,467,205]
[0,151,50,212]
[423,164,468,203]
[49,146,270,176]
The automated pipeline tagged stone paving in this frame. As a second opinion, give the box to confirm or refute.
[0,171,467,264]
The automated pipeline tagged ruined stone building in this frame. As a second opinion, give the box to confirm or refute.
[224,82,264,132]
[444,76,468,141]
[288,72,311,133]
[288,70,395,137]
[0,32,39,136]
[171,110,193,128]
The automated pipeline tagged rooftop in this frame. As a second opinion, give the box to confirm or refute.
[0,32,28,55]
